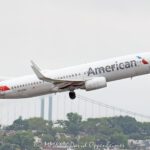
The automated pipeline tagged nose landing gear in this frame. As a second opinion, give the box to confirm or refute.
[69,91,76,100]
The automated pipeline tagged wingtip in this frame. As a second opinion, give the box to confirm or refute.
[30,60,41,71]
[30,60,35,66]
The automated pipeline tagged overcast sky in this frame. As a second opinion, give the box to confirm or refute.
[0,0,150,124]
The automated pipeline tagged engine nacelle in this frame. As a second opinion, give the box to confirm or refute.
[85,77,107,91]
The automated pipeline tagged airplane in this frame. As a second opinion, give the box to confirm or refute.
[0,52,150,100]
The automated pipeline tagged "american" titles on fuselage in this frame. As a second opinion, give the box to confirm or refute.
[88,60,137,76]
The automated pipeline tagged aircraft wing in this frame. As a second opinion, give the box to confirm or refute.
[31,61,85,89]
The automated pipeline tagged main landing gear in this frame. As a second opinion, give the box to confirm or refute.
[69,91,76,100]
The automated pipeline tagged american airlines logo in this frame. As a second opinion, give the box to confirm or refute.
[88,60,138,76]
[137,56,149,65]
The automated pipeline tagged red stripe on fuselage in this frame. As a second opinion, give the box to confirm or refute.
[0,86,10,91]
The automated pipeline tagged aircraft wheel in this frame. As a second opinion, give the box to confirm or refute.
[69,91,76,100]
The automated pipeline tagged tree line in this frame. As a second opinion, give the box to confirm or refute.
[0,113,150,149]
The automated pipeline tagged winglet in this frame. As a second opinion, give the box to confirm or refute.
[31,60,45,80]
[31,60,41,71]
[31,60,57,83]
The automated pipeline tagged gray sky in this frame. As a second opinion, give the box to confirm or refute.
[0,0,150,124]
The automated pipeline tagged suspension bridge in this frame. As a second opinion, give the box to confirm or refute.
[0,93,150,125]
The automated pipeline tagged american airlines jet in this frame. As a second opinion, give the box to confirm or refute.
[0,52,150,100]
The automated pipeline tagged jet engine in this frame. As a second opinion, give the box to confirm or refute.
[85,77,107,91]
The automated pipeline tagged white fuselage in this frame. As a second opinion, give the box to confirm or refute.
[0,52,150,99]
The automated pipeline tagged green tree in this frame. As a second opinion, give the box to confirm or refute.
[110,132,128,147]
[65,113,82,136]
[5,131,34,150]
[112,116,139,135]
[27,118,47,131]
[6,117,28,131]
[27,118,55,135]
[0,143,20,150]
[41,134,54,143]
[79,136,95,145]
